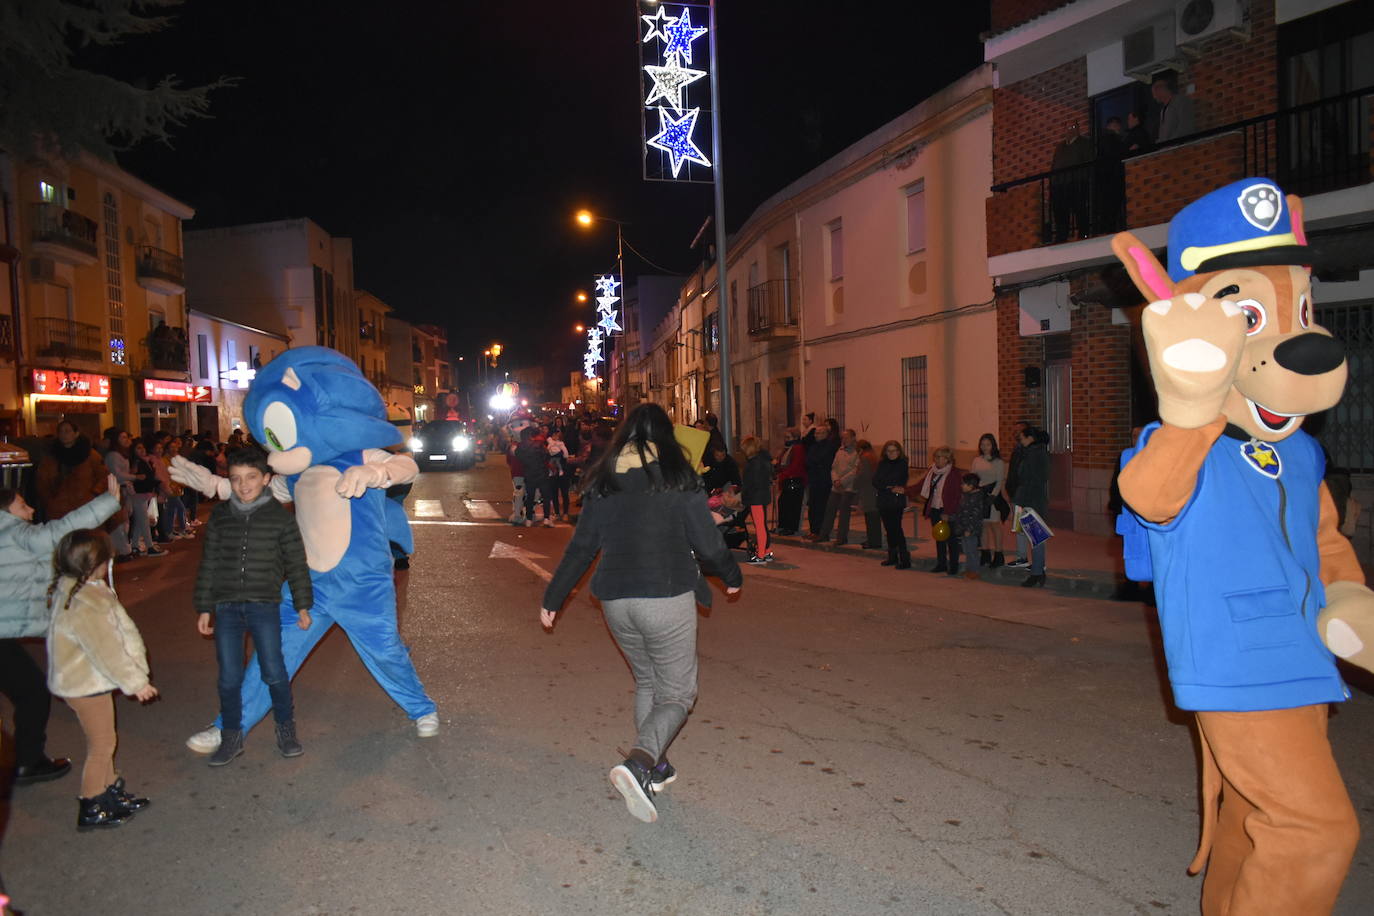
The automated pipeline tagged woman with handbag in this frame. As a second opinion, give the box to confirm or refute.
[1011,427,1051,587]
[971,433,1007,567]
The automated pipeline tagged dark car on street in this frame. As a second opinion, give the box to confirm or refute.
[409,420,482,470]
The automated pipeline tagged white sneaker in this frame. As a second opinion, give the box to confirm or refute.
[415,712,440,738]
[186,725,222,754]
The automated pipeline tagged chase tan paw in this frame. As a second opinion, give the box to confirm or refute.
[1142,292,1247,428]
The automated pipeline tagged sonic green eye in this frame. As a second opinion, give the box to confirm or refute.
[265,428,283,450]
[261,401,298,451]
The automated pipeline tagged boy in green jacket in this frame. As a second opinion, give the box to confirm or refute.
[194,448,313,766]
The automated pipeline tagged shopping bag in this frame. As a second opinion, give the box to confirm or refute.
[1017,507,1053,547]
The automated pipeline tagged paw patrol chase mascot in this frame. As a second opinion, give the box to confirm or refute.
[173,348,438,752]
[1113,179,1374,915]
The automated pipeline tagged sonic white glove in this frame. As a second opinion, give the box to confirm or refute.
[169,455,230,500]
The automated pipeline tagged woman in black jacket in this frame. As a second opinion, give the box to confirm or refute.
[872,440,911,569]
[739,436,773,564]
[803,419,840,537]
[1011,427,1051,587]
[541,403,743,824]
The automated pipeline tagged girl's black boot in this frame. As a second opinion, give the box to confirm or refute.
[77,791,132,831]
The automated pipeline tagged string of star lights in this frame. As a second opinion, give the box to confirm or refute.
[583,273,621,378]
[640,2,713,183]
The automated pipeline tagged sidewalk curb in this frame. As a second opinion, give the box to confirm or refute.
[769,534,1123,600]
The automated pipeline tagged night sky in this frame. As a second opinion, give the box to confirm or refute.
[110,1,989,380]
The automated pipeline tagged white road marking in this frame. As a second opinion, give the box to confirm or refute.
[464,499,499,519]
[413,499,444,518]
[488,540,552,581]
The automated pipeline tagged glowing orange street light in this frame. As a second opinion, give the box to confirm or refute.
[575,209,594,227]
[575,291,588,303]
[574,324,585,333]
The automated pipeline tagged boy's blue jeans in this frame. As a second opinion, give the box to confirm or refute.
[215,601,292,731]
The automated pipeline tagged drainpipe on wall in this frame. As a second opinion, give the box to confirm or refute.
[793,209,806,420]
[1,180,25,436]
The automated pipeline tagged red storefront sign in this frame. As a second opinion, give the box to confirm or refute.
[31,369,111,401]
[142,379,212,403]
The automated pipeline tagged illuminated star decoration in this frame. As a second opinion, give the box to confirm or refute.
[662,6,708,65]
[594,274,621,296]
[644,57,707,115]
[598,310,623,334]
[596,294,621,314]
[641,4,677,43]
[647,107,711,177]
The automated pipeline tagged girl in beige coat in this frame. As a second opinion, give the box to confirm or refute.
[46,529,158,830]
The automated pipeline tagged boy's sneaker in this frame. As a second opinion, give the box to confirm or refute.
[415,712,440,738]
[761,552,775,563]
[186,725,221,753]
[1006,557,1031,569]
[745,553,768,565]
[649,759,677,793]
[609,759,658,823]
[208,729,244,767]
[275,721,304,758]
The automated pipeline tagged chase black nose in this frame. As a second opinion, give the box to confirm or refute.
[1273,333,1345,375]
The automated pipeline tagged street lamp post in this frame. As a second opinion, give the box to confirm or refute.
[576,210,628,408]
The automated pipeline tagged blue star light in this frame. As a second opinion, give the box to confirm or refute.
[594,274,621,296]
[598,310,623,334]
[647,107,710,177]
[662,7,708,65]
[641,4,677,43]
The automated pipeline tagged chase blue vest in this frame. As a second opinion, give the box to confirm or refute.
[1125,422,1347,712]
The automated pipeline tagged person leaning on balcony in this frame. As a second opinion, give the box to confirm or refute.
[1152,72,1195,143]
[1050,121,1094,242]
[1124,110,1152,154]
[36,420,108,521]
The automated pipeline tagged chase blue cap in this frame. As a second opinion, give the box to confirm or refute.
[1166,178,1309,282]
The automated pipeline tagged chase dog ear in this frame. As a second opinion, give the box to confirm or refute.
[1111,231,1174,301]
[1287,193,1308,249]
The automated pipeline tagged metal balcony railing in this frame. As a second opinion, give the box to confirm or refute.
[135,245,185,286]
[0,314,13,355]
[990,85,1374,249]
[746,279,798,334]
[143,326,189,372]
[30,203,98,257]
[34,317,103,362]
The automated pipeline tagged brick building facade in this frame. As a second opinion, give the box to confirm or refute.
[983,0,1374,549]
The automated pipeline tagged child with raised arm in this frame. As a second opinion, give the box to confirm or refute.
[194,448,313,766]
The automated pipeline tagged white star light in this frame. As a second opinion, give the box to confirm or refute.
[641,5,677,43]
[647,106,710,177]
[596,294,621,315]
[644,57,707,115]
[662,7,708,65]
[594,274,621,296]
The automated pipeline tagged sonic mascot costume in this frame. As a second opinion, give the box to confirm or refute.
[172,347,438,751]
[1113,179,1374,915]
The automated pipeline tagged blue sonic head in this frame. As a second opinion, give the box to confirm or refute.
[244,347,401,476]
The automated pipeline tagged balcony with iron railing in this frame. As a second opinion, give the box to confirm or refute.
[135,245,186,295]
[746,279,798,338]
[143,325,189,374]
[29,203,99,266]
[34,317,103,363]
[988,86,1374,260]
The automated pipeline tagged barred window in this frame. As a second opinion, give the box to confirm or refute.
[902,356,928,465]
[826,366,845,430]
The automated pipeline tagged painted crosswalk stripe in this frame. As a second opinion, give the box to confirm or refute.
[413,499,444,518]
[464,499,499,519]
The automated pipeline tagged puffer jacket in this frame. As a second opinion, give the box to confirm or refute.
[193,497,313,614]
[35,436,108,520]
[46,575,150,698]
[0,491,120,638]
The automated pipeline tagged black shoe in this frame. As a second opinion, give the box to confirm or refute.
[650,758,677,793]
[14,756,72,785]
[929,564,948,574]
[609,758,658,823]
[208,729,245,767]
[107,777,150,813]
[896,557,912,570]
[991,552,1005,568]
[980,550,992,567]
[77,791,132,831]
[881,557,896,566]
[1021,574,1046,588]
[276,720,304,758]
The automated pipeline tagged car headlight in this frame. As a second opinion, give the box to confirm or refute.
[452,435,472,452]
[408,437,424,452]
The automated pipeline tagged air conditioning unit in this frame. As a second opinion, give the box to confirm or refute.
[29,257,57,281]
[1123,15,1185,81]
[1176,0,1249,49]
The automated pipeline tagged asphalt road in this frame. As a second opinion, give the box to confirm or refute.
[2,457,1371,915]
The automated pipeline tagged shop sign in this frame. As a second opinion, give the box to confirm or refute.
[142,379,212,403]
[31,369,111,402]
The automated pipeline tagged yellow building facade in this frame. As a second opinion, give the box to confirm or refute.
[7,152,194,440]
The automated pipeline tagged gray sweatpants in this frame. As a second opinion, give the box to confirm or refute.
[601,591,699,763]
